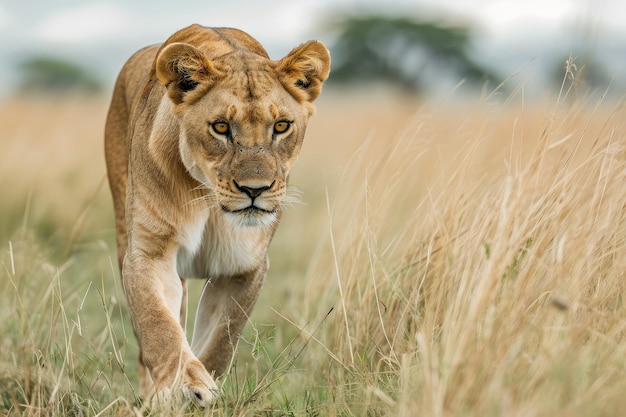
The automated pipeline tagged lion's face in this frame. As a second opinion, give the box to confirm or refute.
[177,70,309,227]
[156,41,330,228]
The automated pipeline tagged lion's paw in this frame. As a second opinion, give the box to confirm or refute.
[151,360,219,409]
[181,383,218,408]
[181,359,219,408]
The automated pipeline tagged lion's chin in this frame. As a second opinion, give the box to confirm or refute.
[222,206,278,228]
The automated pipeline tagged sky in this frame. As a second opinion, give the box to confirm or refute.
[1,0,625,95]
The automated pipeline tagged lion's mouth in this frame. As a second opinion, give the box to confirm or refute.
[220,203,279,227]
[220,204,277,214]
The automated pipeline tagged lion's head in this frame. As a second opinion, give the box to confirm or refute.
[155,34,330,228]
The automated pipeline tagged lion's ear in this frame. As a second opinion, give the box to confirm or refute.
[156,42,223,104]
[275,41,331,102]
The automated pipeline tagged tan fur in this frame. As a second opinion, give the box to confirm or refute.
[104,24,330,406]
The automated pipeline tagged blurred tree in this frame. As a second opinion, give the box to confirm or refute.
[328,16,499,92]
[17,56,103,95]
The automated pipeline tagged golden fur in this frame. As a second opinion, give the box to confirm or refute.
[104,24,330,406]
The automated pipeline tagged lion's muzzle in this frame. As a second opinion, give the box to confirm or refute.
[234,179,274,201]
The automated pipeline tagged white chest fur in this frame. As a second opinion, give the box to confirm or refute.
[176,211,267,279]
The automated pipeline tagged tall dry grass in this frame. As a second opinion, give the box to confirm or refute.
[0,77,625,416]
[290,89,626,415]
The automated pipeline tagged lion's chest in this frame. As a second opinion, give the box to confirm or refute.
[176,213,267,279]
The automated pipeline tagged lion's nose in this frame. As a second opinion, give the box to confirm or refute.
[234,180,274,200]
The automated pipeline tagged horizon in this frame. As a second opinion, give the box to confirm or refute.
[1,0,625,98]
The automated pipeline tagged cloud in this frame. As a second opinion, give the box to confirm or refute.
[0,5,8,28]
[38,3,131,44]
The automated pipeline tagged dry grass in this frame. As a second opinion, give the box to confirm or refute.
[296,92,626,415]
[1,80,625,416]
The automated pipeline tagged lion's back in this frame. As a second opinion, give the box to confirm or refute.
[104,43,161,268]
[112,25,270,119]
[162,24,269,60]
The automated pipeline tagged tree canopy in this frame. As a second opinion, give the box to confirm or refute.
[17,56,103,95]
[328,16,499,92]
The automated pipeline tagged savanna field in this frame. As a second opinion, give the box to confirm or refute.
[1,77,626,416]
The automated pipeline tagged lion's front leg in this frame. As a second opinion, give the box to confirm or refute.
[136,276,189,399]
[191,259,269,377]
[123,252,218,406]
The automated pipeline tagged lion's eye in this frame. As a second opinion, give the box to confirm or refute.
[273,121,291,134]
[212,121,230,135]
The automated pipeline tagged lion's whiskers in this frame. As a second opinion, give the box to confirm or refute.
[185,195,218,209]
[281,186,305,211]
[184,184,219,209]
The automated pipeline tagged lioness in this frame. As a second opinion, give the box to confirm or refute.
[104,24,330,406]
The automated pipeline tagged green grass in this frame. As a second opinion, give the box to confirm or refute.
[1,82,626,415]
